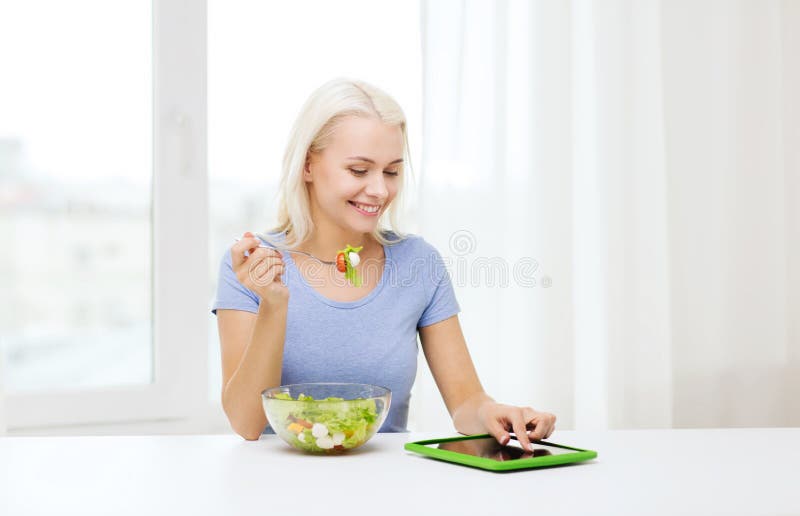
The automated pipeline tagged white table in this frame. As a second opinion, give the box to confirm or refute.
[1,428,797,515]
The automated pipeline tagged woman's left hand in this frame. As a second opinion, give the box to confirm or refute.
[477,402,557,452]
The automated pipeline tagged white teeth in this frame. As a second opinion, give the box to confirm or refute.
[352,202,379,213]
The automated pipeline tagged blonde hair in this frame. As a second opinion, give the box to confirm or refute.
[268,78,410,247]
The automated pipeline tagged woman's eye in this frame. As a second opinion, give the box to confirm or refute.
[348,168,399,176]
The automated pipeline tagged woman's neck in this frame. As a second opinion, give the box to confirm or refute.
[298,220,375,261]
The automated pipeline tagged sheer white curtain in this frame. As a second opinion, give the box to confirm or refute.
[410,0,800,431]
[0,354,6,434]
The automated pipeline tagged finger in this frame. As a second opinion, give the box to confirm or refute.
[528,417,547,441]
[248,256,283,284]
[246,246,282,263]
[528,413,553,441]
[232,236,262,267]
[484,419,510,446]
[263,248,283,260]
[251,255,284,280]
[248,252,282,270]
[521,407,541,441]
[254,266,285,287]
[236,248,268,283]
[248,247,282,263]
[511,413,533,453]
[542,414,557,440]
[241,231,258,252]
[242,233,284,259]
[238,247,268,277]
[252,263,285,287]
[273,263,285,284]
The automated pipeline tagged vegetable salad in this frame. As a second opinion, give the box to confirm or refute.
[269,392,380,452]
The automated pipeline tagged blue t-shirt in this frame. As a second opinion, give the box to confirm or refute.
[211,230,460,433]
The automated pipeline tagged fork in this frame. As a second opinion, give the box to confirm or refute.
[234,233,336,265]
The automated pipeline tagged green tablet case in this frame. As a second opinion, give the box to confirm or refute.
[404,433,598,472]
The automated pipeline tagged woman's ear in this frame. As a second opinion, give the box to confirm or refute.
[303,155,313,182]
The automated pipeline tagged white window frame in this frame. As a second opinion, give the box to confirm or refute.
[3,0,209,430]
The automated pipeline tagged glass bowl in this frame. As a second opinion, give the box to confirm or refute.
[261,383,391,453]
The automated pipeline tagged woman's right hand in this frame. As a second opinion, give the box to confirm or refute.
[231,231,289,309]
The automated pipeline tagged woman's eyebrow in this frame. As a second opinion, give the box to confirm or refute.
[346,156,404,165]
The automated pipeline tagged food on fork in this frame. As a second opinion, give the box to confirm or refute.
[336,244,363,287]
[234,235,364,287]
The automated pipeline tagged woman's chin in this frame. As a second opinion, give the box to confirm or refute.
[350,222,377,234]
[344,215,379,233]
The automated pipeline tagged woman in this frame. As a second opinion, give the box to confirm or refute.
[212,78,556,451]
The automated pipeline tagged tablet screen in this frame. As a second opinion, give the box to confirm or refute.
[428,436,576,462]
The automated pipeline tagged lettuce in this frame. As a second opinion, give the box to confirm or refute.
[266,393,380,452]
[338,244,364,287]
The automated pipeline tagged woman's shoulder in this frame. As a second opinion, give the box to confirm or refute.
[381,231,451,292]
[381,230,442,258]
[259,229,289,245]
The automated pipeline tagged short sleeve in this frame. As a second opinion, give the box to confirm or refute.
[417,244,461,328]
[211,248,260,315]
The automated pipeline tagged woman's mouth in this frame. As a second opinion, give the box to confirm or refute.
[348,201,381,216]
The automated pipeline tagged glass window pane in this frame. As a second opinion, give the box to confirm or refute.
[207,0,422,401]
[0,1,153,392]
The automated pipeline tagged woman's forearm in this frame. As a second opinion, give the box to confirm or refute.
[452,391,495,435]
[222,302,288,440]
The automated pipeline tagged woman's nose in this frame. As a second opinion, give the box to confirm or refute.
[364,171,389,199]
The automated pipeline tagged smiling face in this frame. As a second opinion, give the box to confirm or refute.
[304,115,404,237]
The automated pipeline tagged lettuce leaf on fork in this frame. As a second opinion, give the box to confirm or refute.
[338,244,363,287]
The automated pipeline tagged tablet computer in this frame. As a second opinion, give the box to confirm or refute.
[404,433,598,472]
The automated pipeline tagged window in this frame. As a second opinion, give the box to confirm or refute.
[1,0,207,429]
[0,1,153,394]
